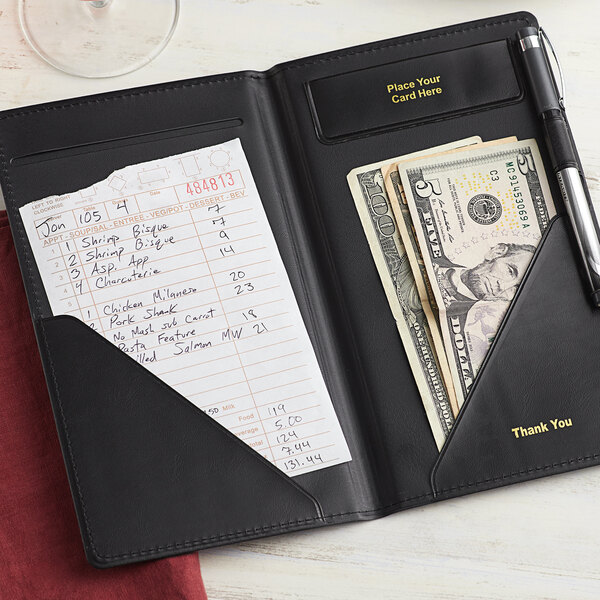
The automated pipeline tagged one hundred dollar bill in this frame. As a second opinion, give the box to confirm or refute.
[347,138,480,448]
[399,139,555,405]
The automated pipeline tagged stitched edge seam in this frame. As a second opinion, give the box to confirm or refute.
[38,321,99,553]
[87,448,600,560]
[435,452,600,495]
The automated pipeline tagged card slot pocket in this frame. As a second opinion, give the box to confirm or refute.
[38,314,324,568]
[306,38,523,143]
[10,118,244,166]
[431,214,600,497]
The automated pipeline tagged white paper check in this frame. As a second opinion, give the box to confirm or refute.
[20,138,351,476]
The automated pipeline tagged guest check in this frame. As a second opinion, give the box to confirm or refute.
[20,138,351,476]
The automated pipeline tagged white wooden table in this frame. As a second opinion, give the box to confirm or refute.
[2,1,600,598]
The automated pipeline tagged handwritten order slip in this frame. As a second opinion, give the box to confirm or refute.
[20,138,351,476]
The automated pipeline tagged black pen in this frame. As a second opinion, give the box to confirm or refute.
[518,26,600,307]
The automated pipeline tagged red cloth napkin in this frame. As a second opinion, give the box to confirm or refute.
[0,211,208,599]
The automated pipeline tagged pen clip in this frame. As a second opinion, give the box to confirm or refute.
[538,27,566,110]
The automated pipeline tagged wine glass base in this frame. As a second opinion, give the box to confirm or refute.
[18,0,179,78]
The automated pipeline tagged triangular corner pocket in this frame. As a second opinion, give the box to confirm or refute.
[432,216,600,497]
[37,315,323,567]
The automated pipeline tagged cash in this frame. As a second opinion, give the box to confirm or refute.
[347,139,480,448]
[348,137,554,446]
[382,137,518,407]
[398,139,555,405]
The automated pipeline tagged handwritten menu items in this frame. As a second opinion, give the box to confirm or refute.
[20,138,351,476]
